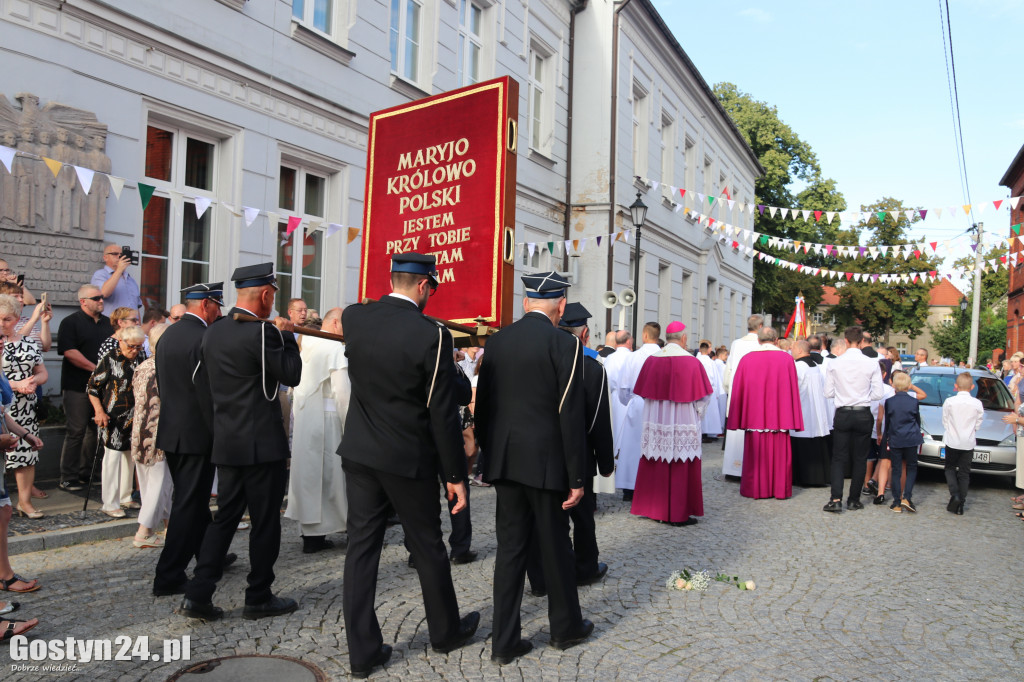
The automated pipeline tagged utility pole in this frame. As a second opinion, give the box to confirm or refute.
[968,221,983,367]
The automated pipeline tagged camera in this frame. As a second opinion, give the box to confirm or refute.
[121,245,140,266]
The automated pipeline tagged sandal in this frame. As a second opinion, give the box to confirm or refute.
[0,574,40,593]
[1,618,39,641]
[1013,503,1024,511]
[1015,512,1024,519]
[0,601,19,616]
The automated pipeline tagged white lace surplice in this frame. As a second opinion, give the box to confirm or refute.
[639,397,709,464]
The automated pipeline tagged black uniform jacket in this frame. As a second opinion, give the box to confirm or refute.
[476,311,587,491]
[155,312,214,455]
[338,295,467,483]
[201,306,302,466]
[583,354,615,479]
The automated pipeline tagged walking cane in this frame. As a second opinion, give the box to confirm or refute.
[80,427,104,518]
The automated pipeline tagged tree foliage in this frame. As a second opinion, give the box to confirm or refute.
[714,83,846,321]
[830,198,942,339]
[931,244,1008,363]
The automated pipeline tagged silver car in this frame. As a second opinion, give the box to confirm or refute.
[907,367,1017,478]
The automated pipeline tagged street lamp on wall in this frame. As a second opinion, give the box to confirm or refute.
[629,192,648,342]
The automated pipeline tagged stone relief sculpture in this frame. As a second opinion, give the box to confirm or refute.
[0,92,110,239]
[0,93,111,304]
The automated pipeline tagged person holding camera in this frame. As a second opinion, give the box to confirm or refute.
[91,244,142,316]
[0,260,36,307]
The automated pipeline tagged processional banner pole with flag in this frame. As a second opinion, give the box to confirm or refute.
[783,293,808,338]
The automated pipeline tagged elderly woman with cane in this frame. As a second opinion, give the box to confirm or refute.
[130,324,173,548]
[87,325,144,518]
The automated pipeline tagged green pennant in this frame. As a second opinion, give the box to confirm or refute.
[876,211,886,222]
[1014,224,1021,236]
[138,182,156,210]
[759,235,769,245]
[774,258,780,265]
[547,241,554,254]
[708,196,716,207]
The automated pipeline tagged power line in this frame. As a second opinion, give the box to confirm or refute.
[938,0,976,227]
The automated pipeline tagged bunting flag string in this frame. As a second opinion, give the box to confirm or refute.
[0,144,363,243]
[633,175,1022,227]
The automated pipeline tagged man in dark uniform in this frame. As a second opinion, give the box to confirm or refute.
[476,272,593,665]
[527,302,614,596]
[153,282,228,596]
[178,263,301,621]
[339,253,479,678]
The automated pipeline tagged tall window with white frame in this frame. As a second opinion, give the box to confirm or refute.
[276,164,326,317]
[660,112,674,199]
[141,124,216,310]
[527,46,552,154]
[632,84,648,178]
[390,0,422,82]
[293,0,333,33]
[457,0,483,86]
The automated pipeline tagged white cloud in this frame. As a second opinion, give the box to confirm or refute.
[737,8,772,23]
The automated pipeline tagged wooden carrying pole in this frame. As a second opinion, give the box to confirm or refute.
[232,313,346,342]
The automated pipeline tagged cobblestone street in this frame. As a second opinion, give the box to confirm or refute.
[3,444,1023,681]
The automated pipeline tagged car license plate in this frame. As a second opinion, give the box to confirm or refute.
[939,447,944,459]
[973,451,990,464]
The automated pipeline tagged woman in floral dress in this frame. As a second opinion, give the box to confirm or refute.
[87,325,143,518]
[0,295,47,519]
[130,324,172,548]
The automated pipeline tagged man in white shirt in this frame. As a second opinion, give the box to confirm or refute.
[941,373,984,515]
[823,326,885,512]
[721,314,764,477]
[915,348,929,367]
[603,330,632,466]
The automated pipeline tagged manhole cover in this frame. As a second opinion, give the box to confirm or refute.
[169,654,326,682]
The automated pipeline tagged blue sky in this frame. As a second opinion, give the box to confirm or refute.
[653,0,1023,257]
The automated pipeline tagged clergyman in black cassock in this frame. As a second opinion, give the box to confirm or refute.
[338,253,478,678]
[179,263,302,621]
[152,282,223,596]
[476,272,593,664]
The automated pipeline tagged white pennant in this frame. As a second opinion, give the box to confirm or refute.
[325,223,344,239]
[825,211,835,223]
[0,146,16,174]
[305,218,321,237]
[194,196,212,219]
[1012,196,1022,209]
[769,206,778,219]
[267,211,280,239]
[727,199,735,211]
[107,176,125,200]
[169,190,184,212]
[71,166,94,194]
[243,206,260,227]
[528,243,536,259]
[650,181,660,191]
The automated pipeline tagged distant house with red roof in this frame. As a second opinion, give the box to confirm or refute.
[810,280,964,359]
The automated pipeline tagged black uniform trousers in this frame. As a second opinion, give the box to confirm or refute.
[944,446,972,500]
[185,460,286,605]
[153,451,216,592]
[342,460,461,667]
[404,476,471,557]
[526,476,599,592]
[492,481,582,655]
[59,390,98,482]
[830,407,873,501]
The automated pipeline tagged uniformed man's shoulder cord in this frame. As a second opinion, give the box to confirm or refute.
[425,326,443,408]
[588,367,606,434]
[261,322,283,402]
[558,336,581,414]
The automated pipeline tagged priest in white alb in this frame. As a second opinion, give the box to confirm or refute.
[284,307,350,553]
[630,322,711,525]
[614,322,663,500]
[696,340,723,442]
[791,339,831,487]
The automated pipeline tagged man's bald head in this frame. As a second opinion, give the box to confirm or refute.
[322,307,344,335]
[605,331,616,347]
[792,339,810,358]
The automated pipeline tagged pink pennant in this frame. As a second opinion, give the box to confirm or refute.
[286,215,302,236]
[679,188,687,200]
[993,200,1003,210]
[845,273,853,281]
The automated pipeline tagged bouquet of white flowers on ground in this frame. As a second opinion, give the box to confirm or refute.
[667,568,754,592]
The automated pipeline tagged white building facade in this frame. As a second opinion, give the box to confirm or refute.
[1,0,758,359]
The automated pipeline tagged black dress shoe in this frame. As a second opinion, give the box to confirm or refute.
[242,595,298,620]
[822,500,843,513]
[302,536,334,554]
[577,562,608,586]
[153,582,186,597]
[529,586,547,598]
[177,598,223,621]
[549,619,594,650]
[957,501,965,515]
[872,494,886,505]
[947,495,960,513]
[450,550,478,565]
[846,499,864,511]
[431,611,480,653]
[622,490,633,502]
[408,555,416,569]
[351,644,392,679]
[491,639,533,665]
[224,552,238,568]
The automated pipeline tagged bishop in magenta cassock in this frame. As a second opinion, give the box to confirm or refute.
[630,322,712,524]
[726,326,803,500]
